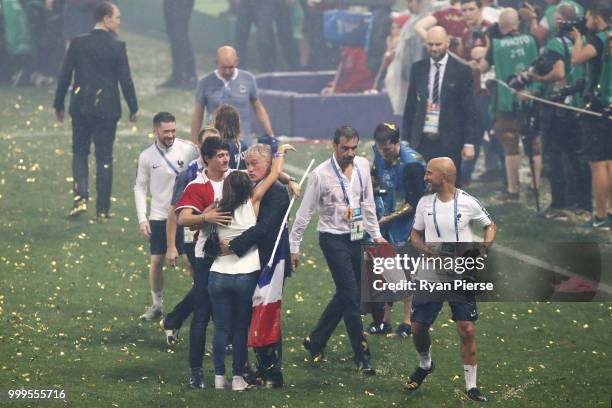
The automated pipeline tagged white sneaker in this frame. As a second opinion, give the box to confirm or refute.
[215,375,230,389]
[232,375,250,391]
[139,305,162,321]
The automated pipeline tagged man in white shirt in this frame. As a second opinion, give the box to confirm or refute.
[134,112,200,320]
[405,157,496,402]
[290,126,386,375]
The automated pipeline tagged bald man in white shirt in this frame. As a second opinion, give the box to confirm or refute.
[405,157,496,402]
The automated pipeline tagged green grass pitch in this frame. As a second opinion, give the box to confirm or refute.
[0,30,610,407]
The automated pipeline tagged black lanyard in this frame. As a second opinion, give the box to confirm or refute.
[330,157,363,206]
[155,143,179,175]
[432,189,459,242]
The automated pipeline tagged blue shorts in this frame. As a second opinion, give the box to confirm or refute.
[411,293,478,326]
[149,220,185,256]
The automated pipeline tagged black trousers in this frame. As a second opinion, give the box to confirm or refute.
[298,0,338,70]
[163,0,196,82]
[309,233,369,362]
[253,0,298,72]
[541,110,592,211]
[234,0,256,69]
[254,277,286,382]
[164,242,196,330]
[71,115,117,213]
[254,339,283,382]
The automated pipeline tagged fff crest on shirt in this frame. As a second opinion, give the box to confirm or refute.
[152,160,185,169]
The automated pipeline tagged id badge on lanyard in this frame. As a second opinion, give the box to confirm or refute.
[184,227,195,243]
[423,102,440,134]
[331,158,365,241]
[349,207,364,241]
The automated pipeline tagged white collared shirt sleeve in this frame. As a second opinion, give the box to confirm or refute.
[134,151,150,224]
[360,158,382,239]
[289,171,320,253]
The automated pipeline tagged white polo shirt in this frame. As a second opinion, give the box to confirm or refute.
[413,189,492,243]
[134,139,199,223]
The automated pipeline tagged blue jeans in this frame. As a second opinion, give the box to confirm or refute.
[188,256,214,370]
[208,271,258,376]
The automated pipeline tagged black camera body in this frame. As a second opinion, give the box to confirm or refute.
[507,52,558,91]
[558,17,588,36]
[548,79,585,103]
[583,93,612,118]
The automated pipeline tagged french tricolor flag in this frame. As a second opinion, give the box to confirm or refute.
[248,227,290,348]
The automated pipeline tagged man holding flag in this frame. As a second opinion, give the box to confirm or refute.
[220,143,297,388]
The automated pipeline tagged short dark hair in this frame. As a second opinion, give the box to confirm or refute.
[200,136,230,161]
[93,2,115,23]
[153,112,176,127]
[588,0,611,22]
[219,171,253,214]
[333,125,360,144]
[373,122,400,144]
[460,0,482,7]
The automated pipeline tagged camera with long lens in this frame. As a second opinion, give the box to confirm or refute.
[506,52,558,91]
[558,17,588,36]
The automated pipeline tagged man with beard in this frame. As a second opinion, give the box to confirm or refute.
[405,157,496,401]
[290,126,386,375]
[134,112,200,321]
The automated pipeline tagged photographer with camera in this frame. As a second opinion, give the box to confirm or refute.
[365,122,426,337]
[529,2,592,220]
[520,0,583,45]
[570,0,612,230]
[477,8,542,201]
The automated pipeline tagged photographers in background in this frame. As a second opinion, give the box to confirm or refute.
[530,2,592,219]
[570,0,612,230]
[478,8,542,200]
[521,0,583,45]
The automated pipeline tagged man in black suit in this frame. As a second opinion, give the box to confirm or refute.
[402,26,476,184]
[54,2,139,219]
[220,143,294,388]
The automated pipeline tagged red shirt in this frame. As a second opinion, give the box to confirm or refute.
[334,48,374,93]
[433,7,467,53]
[175,174,216,258]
